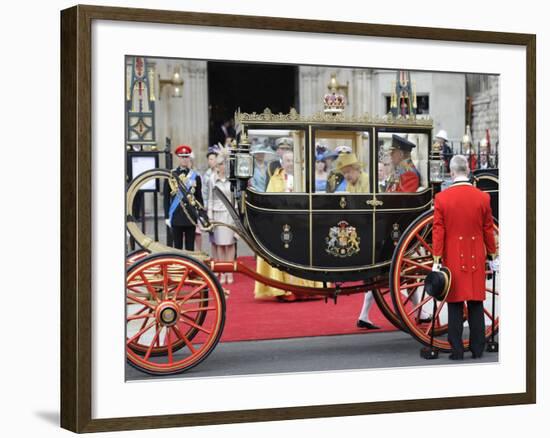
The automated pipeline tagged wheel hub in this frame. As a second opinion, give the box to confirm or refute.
[156,301,180,326]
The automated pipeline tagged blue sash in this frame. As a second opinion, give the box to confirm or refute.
[168,170,197,224]
[335,178,347,192]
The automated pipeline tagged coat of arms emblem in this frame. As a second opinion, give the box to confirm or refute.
[326,221,360,257]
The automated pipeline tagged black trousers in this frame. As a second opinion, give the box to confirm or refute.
[447,301,485,357]
[172,225,195,251]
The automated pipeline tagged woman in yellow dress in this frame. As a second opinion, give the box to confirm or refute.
[254,151,323,301]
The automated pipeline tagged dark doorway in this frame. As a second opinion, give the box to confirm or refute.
[208,61,298,146]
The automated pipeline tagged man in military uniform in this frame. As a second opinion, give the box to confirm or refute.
[386,134,420,192]
[163,144,203,251]
[432,155,497,359]
[265,137,293,187]
[358,135,428,328]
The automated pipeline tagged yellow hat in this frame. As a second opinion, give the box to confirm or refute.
[335,152,363,170]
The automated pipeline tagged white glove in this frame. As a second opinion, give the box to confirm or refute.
[432,263,441,272]
[489,257,500,273]
[165,219,171,228]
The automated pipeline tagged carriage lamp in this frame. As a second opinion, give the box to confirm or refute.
[233,131,253,179]
[235,153,254,178]
[429,158,444,183]
[429,139,445,183]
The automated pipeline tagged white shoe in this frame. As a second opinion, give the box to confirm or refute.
[226,273,234,284]
[220,273,226,284]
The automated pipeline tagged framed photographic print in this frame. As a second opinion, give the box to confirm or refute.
[60,4,536,433]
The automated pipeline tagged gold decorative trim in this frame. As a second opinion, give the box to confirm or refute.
[339,197,347,209]
[367,199,384,207]
[245,199,432,214]
[236,108,433,128]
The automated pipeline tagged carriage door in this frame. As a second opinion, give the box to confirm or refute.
[311,128,376,270]
[374,129,432,264]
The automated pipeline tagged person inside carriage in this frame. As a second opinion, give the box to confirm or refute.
[386,134,421,192]
[265,137,293,188]
[356,134,431,329]
[315,152,329,193]
[254,149,324,301]
[325,145,352,193]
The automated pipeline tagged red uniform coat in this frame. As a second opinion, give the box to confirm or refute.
[387,159,420,192]
[432,182,496,302]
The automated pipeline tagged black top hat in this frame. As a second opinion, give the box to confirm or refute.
[424,267,452,301]
[390,134,416,152]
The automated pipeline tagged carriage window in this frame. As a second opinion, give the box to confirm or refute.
[377,132,429,193]
[247,129,306,193]
[315,130,371,193]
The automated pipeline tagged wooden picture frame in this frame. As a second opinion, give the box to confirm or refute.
[60,4,536,433]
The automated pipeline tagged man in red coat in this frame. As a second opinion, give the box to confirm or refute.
[432,155,497,359]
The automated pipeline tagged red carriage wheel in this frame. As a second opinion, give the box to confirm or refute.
[126,253,225,375]
[390,210,499,352]
[371,287,407,331]
[126,249,149,267]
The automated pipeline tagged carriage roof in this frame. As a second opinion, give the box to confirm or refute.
[235,108,434,130]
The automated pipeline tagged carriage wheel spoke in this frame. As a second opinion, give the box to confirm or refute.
[406,296,432,317]
[486,288,499,296]
[483,308,496,322]
[161,263,169,300]
[402,287,421,305]
[172,324,197,354]
[414,232,433,254]
[144,327,162,360]
[177,283,208,304]
[179,315,211,334]
[423,301,446,335]
[181,306,216,314]
[172,267,190,300]
[166,328,174,364]
[138,272,161,302]
[400,281,425,290]
[127,285,152,295]
[403,258,432,272]
[128,305,148,318]
[127,312,154,321]
[127,293,155,309]
[127,320,156,345]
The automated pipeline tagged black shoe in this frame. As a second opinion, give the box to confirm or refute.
[448,353,464,360]
[418,317,432,324]
[472,353,484,359]
[357,320,380,330]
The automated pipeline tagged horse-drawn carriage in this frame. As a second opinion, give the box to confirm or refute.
[125,109,499,375]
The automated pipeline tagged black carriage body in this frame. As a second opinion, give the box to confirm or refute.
[473,169,499,221]
[244,188,433,281]
[233,112,435,282]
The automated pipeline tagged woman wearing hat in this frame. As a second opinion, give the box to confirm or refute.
[208,151,237,284]
[315,152,329,193]
[333,152,370,193]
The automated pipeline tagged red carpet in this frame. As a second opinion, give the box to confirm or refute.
[217,256,397,342]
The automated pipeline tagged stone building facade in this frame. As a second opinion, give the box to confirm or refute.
[467,74,499,147]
